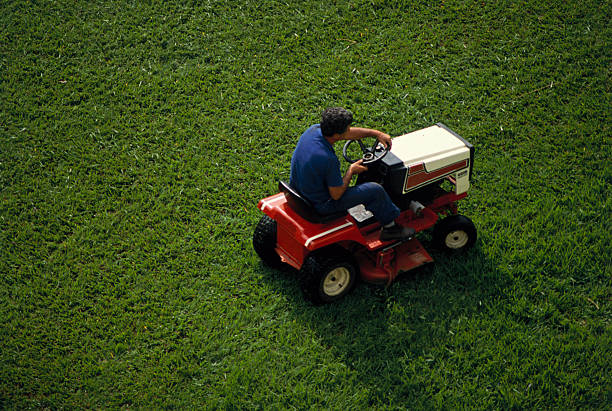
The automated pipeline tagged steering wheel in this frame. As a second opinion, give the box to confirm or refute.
[342,138,390,165]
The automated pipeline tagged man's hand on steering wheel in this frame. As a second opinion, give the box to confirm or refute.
[377,132,392,150]
[349,159,368,176]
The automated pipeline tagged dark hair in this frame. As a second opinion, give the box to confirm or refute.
[320,107,353,137]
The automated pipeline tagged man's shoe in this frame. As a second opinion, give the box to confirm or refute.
[380,225,415,242]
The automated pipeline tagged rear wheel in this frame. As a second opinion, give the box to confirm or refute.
[433,215,477,252]
[253,215,282,267]
[299,246,358,305]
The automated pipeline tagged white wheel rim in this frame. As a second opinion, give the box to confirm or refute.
[323,267,351,297]
[445,230,469,249]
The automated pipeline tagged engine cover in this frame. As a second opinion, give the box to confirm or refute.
[381,123,474,196]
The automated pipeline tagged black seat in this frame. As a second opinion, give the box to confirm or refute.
[279,181,346,224]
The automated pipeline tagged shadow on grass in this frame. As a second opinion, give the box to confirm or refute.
[260,241,507,406]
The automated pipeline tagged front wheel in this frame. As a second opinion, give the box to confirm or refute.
[299,246,358,305]
[433,215,477,252]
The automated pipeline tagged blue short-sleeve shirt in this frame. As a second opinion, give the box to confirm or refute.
[289,124,343,206]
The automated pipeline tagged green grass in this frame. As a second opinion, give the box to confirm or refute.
[1,0,610,408]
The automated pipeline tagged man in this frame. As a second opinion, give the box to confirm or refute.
[290,107,414,241]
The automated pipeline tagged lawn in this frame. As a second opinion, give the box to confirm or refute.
[1,0,610,408]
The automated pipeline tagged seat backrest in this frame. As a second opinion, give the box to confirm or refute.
[278,181,345,224]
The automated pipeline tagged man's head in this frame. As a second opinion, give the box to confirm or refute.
[320,107,353,137]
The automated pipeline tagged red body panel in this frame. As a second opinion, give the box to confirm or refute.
[258,193,359,269]
[258,187,466,283]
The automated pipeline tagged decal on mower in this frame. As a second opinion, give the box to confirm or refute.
[404,159,468,193]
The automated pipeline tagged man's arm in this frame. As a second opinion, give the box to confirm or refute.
[341,127,392,149]
[328,160,368,201]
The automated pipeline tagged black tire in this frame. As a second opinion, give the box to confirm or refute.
[433,214,477,252]
[299,246,358,305]
[253,215,283,267]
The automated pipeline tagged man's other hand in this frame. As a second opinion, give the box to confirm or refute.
[349,159,368,175]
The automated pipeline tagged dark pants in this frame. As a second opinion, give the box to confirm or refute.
[314,182,400,225]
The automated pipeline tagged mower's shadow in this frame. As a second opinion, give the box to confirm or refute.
[259,242,506,406]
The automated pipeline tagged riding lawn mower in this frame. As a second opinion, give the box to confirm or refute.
[254,123,477,304]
